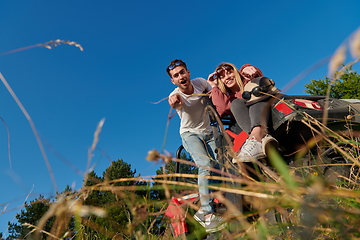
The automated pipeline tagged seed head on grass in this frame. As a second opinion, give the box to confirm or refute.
[0,39,84,56]
[328,45,346,80]
[40,39,84,51]
[350,27,360,59]
[146,149,172,163]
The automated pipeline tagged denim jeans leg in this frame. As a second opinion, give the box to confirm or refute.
[204,132,216,161]
[204,133,220,189]
[181,132,215,213]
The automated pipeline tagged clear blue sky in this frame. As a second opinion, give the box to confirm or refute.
[0,0,359,235]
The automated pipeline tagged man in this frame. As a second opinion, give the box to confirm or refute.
[167,59,225,233]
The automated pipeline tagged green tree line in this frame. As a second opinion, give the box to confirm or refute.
[1,159,175,239]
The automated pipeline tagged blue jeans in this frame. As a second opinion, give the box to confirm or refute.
[181,131,216,213]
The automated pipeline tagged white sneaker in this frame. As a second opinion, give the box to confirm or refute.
[233,136,265,162]
[194,211,227,233]
[261,134,279,155]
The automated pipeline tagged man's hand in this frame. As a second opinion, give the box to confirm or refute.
[168,93,183,109]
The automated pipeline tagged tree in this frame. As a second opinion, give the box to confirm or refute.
[81,159,158,239]
[103,159,136,186]
[6,195,53,239]
[3,159,141,239]
[4,186,77,240]
[304,67,360,99]
[3,159,167,239]
[152,147,198,200]
[82,159,135,238]
[155,147,197,181]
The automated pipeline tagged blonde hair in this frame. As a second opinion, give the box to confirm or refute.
[215,62,244,94]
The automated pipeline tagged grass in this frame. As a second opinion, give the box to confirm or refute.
[1,29,360,239]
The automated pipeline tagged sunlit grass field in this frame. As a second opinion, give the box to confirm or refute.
[1,28,360,240]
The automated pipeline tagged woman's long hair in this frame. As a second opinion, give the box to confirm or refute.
[215,62,244,94]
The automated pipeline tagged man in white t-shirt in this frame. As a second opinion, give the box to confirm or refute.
[167,59,226,233]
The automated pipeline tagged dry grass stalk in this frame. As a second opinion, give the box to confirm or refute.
[84,118,106,184]
[329,27,360,79]
[23,223,60,240]
[328,45,346,80]
[0,72,58,191]
[0,117,12,169]
[350,27,360,58]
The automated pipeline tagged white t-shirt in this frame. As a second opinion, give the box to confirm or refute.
[169,77,213,135]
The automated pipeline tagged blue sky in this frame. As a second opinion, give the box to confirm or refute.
[0,0,359,235]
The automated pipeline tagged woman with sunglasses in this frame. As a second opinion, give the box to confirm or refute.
[208,63,278,162]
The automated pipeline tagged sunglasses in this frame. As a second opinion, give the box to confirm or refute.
[167,60,183,71]
[216,65,233,79]
[242,84,272,101]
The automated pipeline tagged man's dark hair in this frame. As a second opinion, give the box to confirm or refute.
[166,59,187,77]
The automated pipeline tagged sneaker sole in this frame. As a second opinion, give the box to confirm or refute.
[193,215,206,227]
[205,222,227,233]
[233,153,266,163]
